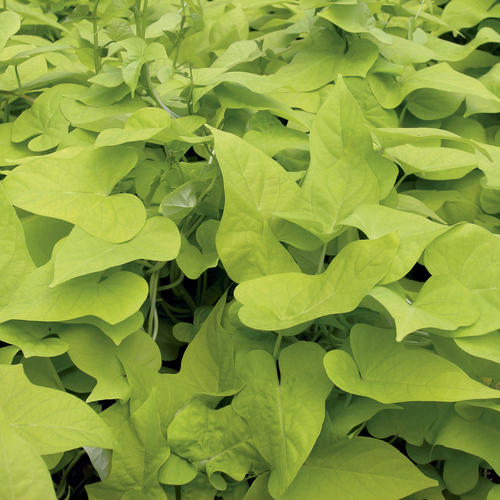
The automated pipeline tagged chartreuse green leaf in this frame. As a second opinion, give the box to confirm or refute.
[116,38,167,96]
[86,390,169,500]
[343,204,448,283]
[235,234,398,331]
[456,332,500,364]
[324,325,500,403]
[176,219,219,279]
[158,454,197,486]
[0,123,31,167]
[426,405,500,474]
[95,107,205,147]
[60,97,146,132]
[283,76,380,239]
[0,364,113,455]
[278,433,436,500]
[242,473,273,500]
[57,324,130,403]
[327,395,399,438]
[384,145,478,180]
[64,312,144,345]
[175,295,241,397]
[243,111,309,157]
[0,410,56,500]
[168,401,263,489]
[368,63,500,109]
[0,259,148,325]
[232,342,332,498]
[443,452,481,495]
[11,84,83,151]
[0,346,19,365]
[424,223,500,336]
[52,216,180,286]
[0,186,35,307]
[3,146,145,243]
[211,127,301,282]
[367,403,440,446]
[20,213,72,267]
[0,10,21,50]
[110,331,162,411]
[369,276,479,341]
[319,2,391,43]
[0,321,68,358]
[442,0,500,31]
[179,474,216,500]
[157,296,241,426]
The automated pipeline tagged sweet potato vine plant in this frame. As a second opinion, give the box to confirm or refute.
[0,0,499,498]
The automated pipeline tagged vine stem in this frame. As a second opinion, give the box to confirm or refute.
[272,334,283,360]
[158,270,184,291]
[147,268,160,339]
[316,242,328,274]
[0,90,34,104]
[92,0,101,74]
[56,451,84,498]
[143,63,179,118]
[173,1,187,68]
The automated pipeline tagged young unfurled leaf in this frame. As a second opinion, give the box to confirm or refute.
[168,401,264,489]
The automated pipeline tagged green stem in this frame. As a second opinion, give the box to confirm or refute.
[394,173,408,190]
[14,66,21,88]
[187,63,194,114]
[144,260,166,275]
[173,1,187,68]
[141,0,149,38]
[272,333,283,360]
[176,284,197,311]
[316,243,327,274]
[92,0,101,74]
[398,103,408,126]
[143,63,179,118]
[158,271,184,291]
[148,269,160,338]
[56,451,84,498]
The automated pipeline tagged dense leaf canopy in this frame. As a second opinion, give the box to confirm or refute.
[0,0,499,499]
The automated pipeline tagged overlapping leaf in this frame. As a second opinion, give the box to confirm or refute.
[324,325,500,403]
